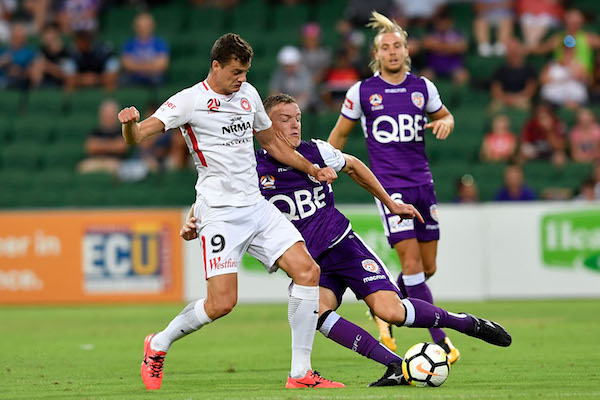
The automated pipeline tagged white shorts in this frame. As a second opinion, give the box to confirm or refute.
[194,197,304,279]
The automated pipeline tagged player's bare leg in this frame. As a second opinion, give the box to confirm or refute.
[418,240,460,363]
[316,287,406,387]
[141,274,236,390]
[277,242,344,388]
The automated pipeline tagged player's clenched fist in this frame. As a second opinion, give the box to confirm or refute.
[315,166,337,184]
[118,106,140,125]
[180,216,198,241]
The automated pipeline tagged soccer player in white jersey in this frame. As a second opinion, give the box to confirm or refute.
[328,12,461,363]
[118,33,344,390]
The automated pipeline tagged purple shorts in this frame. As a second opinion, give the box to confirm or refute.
[375,182,440,247]
[316,230,401,307]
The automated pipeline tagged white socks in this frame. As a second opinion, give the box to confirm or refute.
[288,283,319,378]
[402,271,426,287]
[151,298,213,352]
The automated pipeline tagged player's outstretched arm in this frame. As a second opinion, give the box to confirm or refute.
[118,106,165,144]
[328,115,357,150]
[255,127,338,184]
[342,154,424,223]
[425,106,455,140]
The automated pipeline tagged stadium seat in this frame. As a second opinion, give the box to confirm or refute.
[0,90,27,115]
[42,142,85,170]
[56,115,98,145]
[12,118,56,144]
[1,144,42,170]
[27,88,68,116]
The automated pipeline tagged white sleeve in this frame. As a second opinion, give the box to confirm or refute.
[313,139,346,172]
[340,81,363,121]
[422,77,443,114]
[151,87,196,131]
[247,83,272,132]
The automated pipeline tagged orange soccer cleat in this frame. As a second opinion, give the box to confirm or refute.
[141,333,166,390]
[285,370,345,388]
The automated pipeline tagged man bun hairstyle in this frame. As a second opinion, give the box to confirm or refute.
[263,93,297,114]
[210,33,254,67]
[367,11,411,73]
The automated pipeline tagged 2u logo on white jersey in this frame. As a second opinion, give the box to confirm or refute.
[269,186,326,221]
[372,114,426,144]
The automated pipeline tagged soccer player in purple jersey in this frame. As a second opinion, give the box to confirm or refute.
[328,11,461,362]
[181,94,512,387]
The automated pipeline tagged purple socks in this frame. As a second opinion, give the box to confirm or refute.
[400,297,475,334]
[317,311,402,366]
[400,272,447,343]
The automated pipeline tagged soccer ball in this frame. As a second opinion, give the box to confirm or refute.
[401,342,450,387]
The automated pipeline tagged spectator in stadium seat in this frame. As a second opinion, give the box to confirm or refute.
[57,0,101,34]
[121,12,169,87]
[63,28,119,92]
[480,114,517,162]
[299,22,331,87]
[540,47,589,109]
[517,0,563,50]
[473,0,514,57]
[394,0,447,27]
[0,22,36,89]
[534,9,600,76]
[421,9,469,86]
[494,163,536,201]
[569,108,600,163]
[518,102,567,166]
[269,46,314,111]
[573,178,597,201]
[78,99,128,174]
[30,23,70,88]
[454,174,480,203]
[490,38,537,111]
[321,48,360,110]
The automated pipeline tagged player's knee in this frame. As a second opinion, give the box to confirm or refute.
[374,304,405,325]
[292,260,320,286]
[424,263,437,278]
[209,296,237,318]
[402,259,423,275]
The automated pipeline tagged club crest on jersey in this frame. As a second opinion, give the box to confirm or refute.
[260,175,275,189]
[369,94,383,106]
[362,259,380,274]
[411,92,425,109]
[430,204,439,222]
[241,98,251,112]
[207,98,220,112]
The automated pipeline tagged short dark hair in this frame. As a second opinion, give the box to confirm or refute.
[263,93,297,114]
[210,33,254,67]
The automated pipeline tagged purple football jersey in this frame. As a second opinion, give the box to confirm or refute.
[342,73,443,188]
[256,140,350,259]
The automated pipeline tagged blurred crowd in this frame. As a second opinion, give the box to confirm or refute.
[1,0,600,202]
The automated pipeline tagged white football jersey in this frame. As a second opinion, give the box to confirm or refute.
[152,80,272,207]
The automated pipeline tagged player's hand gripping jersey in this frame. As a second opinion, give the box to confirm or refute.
[341,73,443,188]
[153,80,272,207]
[256,139,349,259]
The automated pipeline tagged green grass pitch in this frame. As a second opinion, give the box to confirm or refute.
[2,299,599,399]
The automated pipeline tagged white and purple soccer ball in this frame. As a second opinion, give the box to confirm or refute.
[401,342,450,387]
